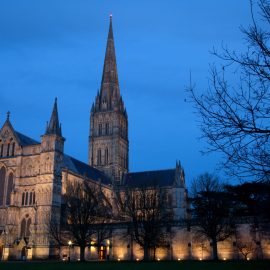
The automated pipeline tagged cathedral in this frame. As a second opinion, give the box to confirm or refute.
[0,17,269,261]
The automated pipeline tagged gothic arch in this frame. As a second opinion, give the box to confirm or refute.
[0,166,6,206]
[20,218,26,238]
[20,216,32,238]
[26,218,31,237]
[22,192,25,206]
[5,172,14,205]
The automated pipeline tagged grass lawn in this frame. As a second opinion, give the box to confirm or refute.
[0,260,269,270]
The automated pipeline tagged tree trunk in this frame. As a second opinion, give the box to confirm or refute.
[130,236,134,261]
[212,239,218,260]
[80,245,85,262]
[144,245,149,261]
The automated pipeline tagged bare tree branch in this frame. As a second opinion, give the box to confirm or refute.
[188,0,270,181]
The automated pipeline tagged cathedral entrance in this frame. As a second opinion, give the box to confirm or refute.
[99,245,107,260]
[21,246,27,260]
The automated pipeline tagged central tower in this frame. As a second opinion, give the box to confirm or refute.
[89,16,129,184]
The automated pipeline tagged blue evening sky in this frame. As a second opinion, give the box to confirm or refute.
[0,0,253,186]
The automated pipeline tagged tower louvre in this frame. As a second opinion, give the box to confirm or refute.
[89,16,129,183]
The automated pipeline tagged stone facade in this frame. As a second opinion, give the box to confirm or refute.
[0,17,269,261]
[0,108,63,259]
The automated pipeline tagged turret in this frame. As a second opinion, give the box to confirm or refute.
[41,98,65,153]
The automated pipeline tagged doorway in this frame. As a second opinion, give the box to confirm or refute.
[99,245,107,260]
[21,246,27,260]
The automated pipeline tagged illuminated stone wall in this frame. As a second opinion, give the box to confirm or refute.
[55,223,270,261]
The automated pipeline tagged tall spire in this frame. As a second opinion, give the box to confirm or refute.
[89,16,129,182]
[100,15,120,102]
[46,98,62,136]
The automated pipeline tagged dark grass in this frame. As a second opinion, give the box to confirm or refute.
[0,260,269,270]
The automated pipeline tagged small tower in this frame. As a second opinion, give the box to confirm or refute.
[39,99,65,254]
[41,98,65,154]
[89,16,129,184]
[40,98,65,187]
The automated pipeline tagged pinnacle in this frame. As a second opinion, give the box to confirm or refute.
[45,98,62,136]
[99,16,120,103]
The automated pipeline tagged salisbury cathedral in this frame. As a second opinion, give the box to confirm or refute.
[0,17,269,261]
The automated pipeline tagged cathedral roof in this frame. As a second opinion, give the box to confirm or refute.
[15,131,39,146]
[63,155,112,185]
[123,169,176,188]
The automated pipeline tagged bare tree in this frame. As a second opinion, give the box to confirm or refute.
[117,185,173,261]
[236,241,256,260]
[225,181,270,239]
[192,235,210,260]
[47,216,67,258]
[188,0,270,181]
[93,222,111,260]
[190,173,235,260]
[63,180,112,261]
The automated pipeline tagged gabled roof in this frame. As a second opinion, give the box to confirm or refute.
[123,169,176,188]
[15,131,39,146]
[0,116,39,147]
[63,155,112,186]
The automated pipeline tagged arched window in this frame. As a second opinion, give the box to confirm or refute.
[5,173,13,205]
[6,143,10,157]
[29,192,33,205]
[105,123,109,135]
[33,192,35,205]
[11,142,15,156]
[0,167,6,206]
[25,192,29,205]
[22,193,25,206]
[0,144,3,157]
[20,218,26,237]
[105,148,109,165]
[97,149,101,165]
[26,219,31,237]
[98,124,102,136]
